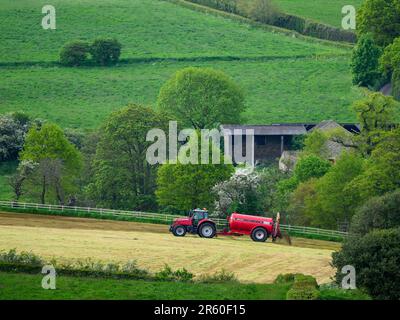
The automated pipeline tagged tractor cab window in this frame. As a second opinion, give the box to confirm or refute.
[190,209,208,226]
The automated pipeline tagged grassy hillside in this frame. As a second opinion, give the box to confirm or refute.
[0,57,363,129]
[0,0,363,128]
[0,0,343,63]
[274,0,364,27]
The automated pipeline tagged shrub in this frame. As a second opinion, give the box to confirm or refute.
[294,155,331,183]
[197,269,238,283]
[154,264,194,282]
[332,227,400,300]
[237,0,279,25]
[274,273,297,284]
[350,189,400,236]
[60,40,90,66]
[285,274,320,300]
[286,287,320,300]
[0,249,43,266]
[90,38,122,66]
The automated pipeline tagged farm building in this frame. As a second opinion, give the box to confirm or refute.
[221,120,360,168]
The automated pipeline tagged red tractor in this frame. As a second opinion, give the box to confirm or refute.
[169,209,281,242]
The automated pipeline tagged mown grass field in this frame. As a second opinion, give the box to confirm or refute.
[0,272,292,300]
[0,0,363,129]
[274,0,364,27]
[0,212,340,284]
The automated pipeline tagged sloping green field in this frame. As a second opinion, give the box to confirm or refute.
[0,0,343,63]
[274,0,364,27]
[0,0,363,130]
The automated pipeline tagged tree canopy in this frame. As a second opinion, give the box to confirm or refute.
[357,0,400,47]
[157,67,245,129]
[87,104,168,210]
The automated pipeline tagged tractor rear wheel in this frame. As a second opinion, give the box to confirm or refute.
[251,227,268,242]
[172,225,187,237]
[199,223,216,238]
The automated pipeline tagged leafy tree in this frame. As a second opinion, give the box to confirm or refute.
[237,0,279,24]
[308,152,364,229]
[0,113,27,161]
[357,0,400,46]
[87,104,167,210]
[332,227,400,300]
[20,123,82,204]
[353,93,398,155]
[293,155,331,183]
[379,37,400,79]
[287,178,318,226]
[213,169,262,217]
[90,38,122,66]
[157,67,245,129]
[156,134,234,212]
[275,175,299,212]
[60,40,90,66]
[350,189,400,236]
[302,130,329,158]
[7,160,37,201]
[350,33,382,87]
[348,128,400,203]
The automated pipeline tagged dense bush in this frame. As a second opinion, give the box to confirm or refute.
[237,0,279,25]
[332,228,400,300]
[350,190,400,236]
[284,274,320,300]
[154,264,194,282]
[0,249,43,266]
[90,38,122,66]
[294,155,331,183]
[59,41,90,66]
[197,269,238,283]
[0,113,29,161]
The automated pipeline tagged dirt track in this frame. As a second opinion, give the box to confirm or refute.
[0,212,340,283]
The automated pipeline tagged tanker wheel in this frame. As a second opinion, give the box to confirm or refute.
[199,223,216,238]
[251,227,268,242]
[172,225,186,237]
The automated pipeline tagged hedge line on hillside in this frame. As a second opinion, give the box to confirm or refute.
[186,0,356,43]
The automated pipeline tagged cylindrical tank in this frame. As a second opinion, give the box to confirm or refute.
[229,212,274,234]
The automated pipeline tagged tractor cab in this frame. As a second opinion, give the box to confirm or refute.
[188,208,208,226]
[170,208,217,238]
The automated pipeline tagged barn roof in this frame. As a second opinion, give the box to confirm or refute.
[220,124,307,136]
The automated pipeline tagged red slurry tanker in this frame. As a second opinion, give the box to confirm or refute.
[169,209,281,242]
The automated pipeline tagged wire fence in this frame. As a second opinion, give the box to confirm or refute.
[0,200,348,239]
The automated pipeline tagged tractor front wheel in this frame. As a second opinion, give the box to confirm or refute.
[251,227,268,242]
[199,223,216,239]
[172,225,187,237]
